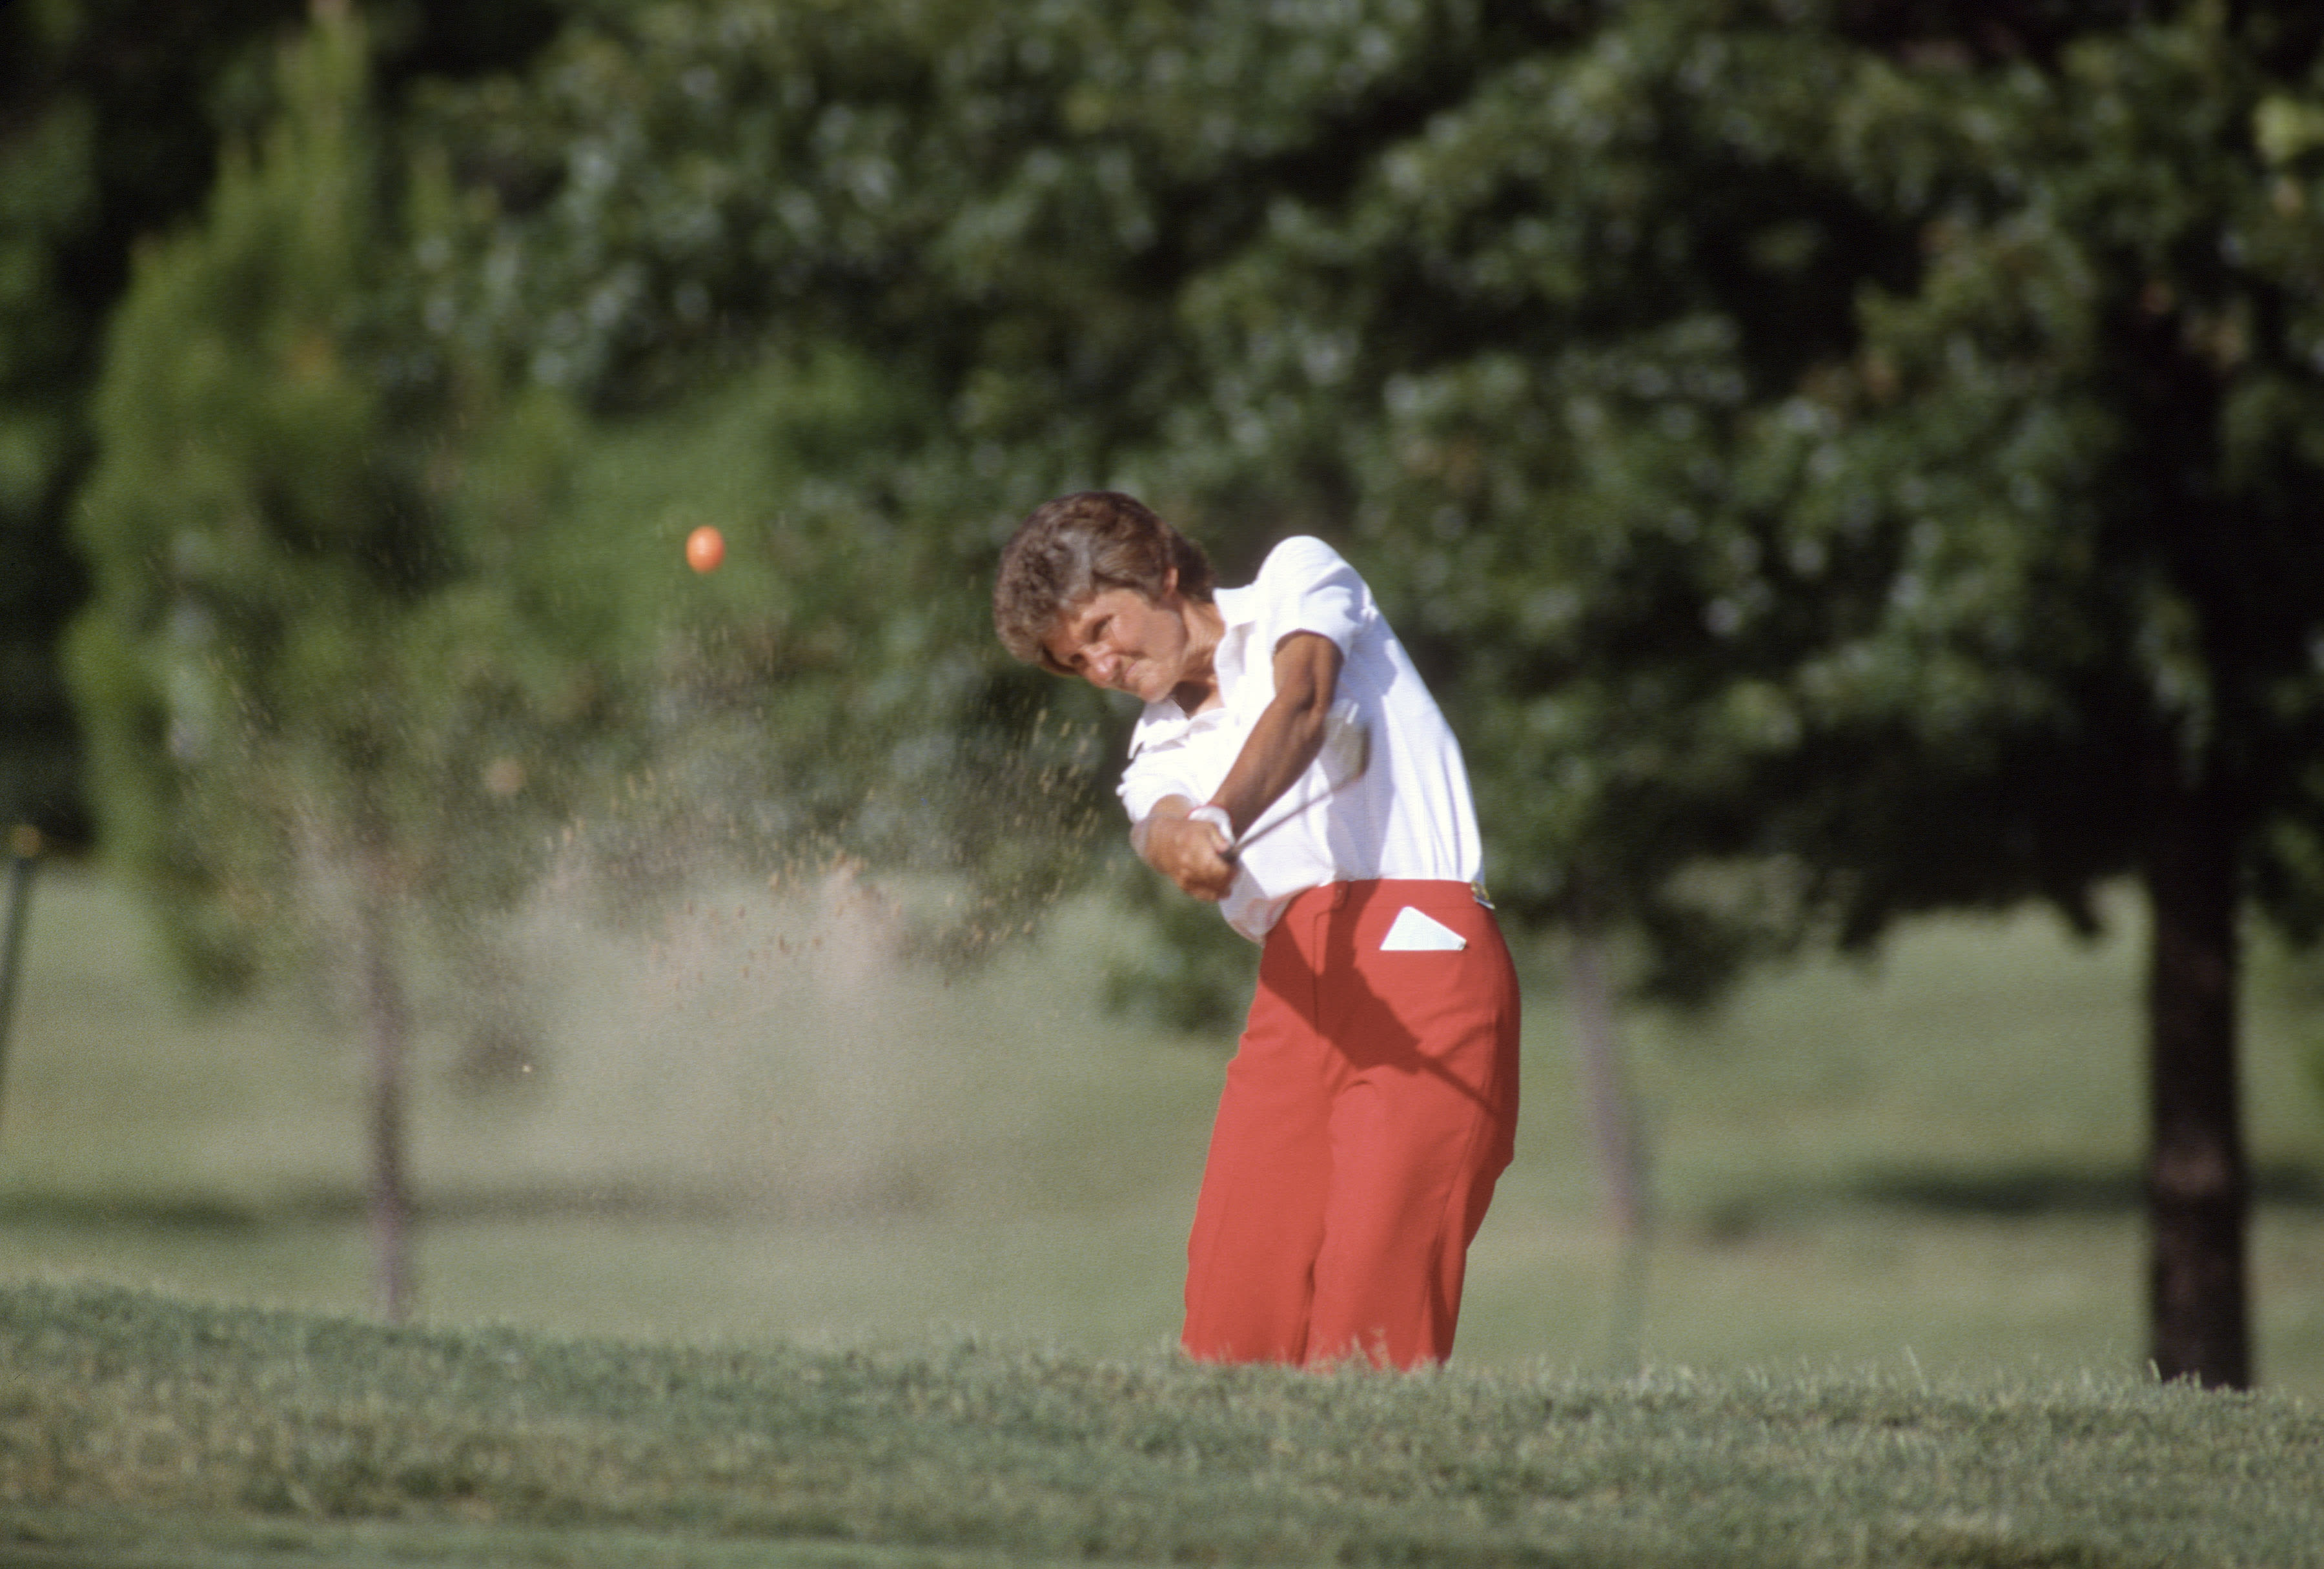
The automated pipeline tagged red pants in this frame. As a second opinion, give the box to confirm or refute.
[1181,879,1520,1369]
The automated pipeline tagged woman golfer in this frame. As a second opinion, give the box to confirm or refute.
[994,491,1520,1369]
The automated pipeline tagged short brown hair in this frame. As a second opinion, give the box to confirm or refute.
[992,491,1216,670]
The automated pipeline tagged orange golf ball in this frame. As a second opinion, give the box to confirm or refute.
[685,525,726,573]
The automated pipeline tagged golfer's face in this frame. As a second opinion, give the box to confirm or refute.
[1043,587,1188,703]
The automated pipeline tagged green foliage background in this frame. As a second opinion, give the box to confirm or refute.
[26,0,2324,1018]
[67,12,601,990]
[14,0,2324,1378]
[382,0,2324,1003]
[1,0,569,845]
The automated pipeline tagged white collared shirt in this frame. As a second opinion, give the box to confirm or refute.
[1117,536,1483,941]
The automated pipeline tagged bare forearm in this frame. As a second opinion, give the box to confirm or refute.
[1208,633,1343,836]
[1210,701,1328,837]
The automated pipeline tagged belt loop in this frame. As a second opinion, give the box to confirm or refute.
[1330,882,1351,910]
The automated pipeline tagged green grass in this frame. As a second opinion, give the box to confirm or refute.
[2,865,2323,1399]
[6,871,2324,1562]
[3,1280,2321,1568]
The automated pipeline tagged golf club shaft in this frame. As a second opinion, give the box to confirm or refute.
[1220,768,1361,862]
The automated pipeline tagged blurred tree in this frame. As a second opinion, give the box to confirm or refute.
[67,6,604,1320]
[383,0,2324,1385]
[1196,1,2324,1389]
[2,0,297,845]
[396,0,1160,963]
[399,0,1533,1010]
[0,0,567,845]
[1800,8,2324,1392]
[423,340,1117,963]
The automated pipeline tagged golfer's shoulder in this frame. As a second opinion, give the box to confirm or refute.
[1254,535,1364,597]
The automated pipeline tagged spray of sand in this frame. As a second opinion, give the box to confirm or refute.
[400,712,1117,1225]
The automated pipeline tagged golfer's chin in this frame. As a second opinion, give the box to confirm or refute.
[1117,668,1174,706]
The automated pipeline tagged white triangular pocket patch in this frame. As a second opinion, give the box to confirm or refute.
[1381,907,1466,952]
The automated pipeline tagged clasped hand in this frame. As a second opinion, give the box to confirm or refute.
[1136,812,1237,902]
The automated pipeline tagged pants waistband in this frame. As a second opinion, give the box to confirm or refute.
[1283,878,1494,918]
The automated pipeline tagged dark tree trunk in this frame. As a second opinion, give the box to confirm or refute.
[356,836,413,1323]
[1565,927,1653,1373]
[1564,931,1647,1240]
[0,828,41,1135]
[2142,764,2249,1388]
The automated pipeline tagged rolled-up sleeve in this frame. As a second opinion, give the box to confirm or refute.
[1261,537,1366,656]
[1119,746,1198,823]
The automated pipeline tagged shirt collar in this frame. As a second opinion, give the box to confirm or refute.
[1127,588,1258,757]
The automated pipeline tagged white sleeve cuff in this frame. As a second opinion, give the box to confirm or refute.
[1186,804,1234,840]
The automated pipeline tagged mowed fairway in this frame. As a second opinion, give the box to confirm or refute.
[3,1280,2321,1568]
[3,867,2322,1388]
[2,867,2323,1562]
